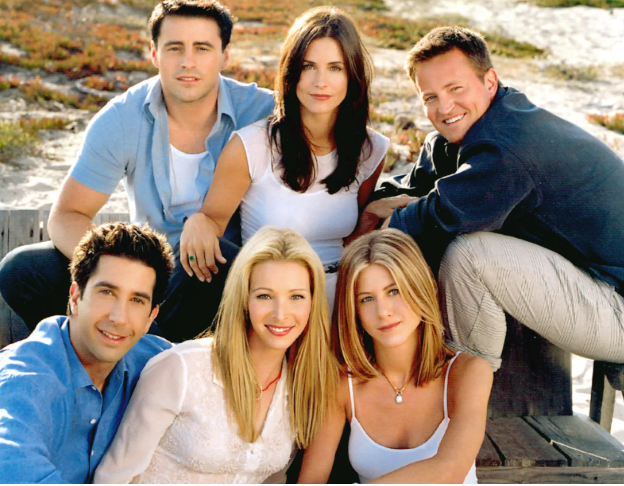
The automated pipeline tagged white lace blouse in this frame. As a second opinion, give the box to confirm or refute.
[94,338,293,484]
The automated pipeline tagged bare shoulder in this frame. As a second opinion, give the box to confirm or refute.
[448,353,493,392]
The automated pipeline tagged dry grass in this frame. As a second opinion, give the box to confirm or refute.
[0,117,71,162]
[545,63,598,82]
[587,113,624,134]
[531,0,624,7]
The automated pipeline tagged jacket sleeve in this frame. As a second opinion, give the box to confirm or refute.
[389,142,539,257]
[372,132,448,201]
[0,376,70,484]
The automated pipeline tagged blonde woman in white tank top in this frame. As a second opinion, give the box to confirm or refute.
[298,230,493,484]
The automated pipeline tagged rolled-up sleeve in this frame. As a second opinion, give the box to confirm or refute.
[70,103,128,195]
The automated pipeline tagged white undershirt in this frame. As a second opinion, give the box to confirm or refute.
[169,145,205,209]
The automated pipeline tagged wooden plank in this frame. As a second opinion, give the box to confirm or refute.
[0,210,9,259]
[41,209,51,242]
[7,210,42,251]
[477,466,624,484]
[525,416,624,467]
[477,433,503,467]
[486,417,568,467]
[488,315,572,418]
[590,362,616,432]
[95,212,130,225]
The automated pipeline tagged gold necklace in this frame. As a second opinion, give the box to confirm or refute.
[381,369,415,405]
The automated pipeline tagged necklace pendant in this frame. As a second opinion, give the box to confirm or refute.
[395,393,403,404]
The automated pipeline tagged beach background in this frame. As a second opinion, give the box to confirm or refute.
[1,0,623,440]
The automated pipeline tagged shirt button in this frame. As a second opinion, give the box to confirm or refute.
[91,386,97,390]
[91,451,94,456]
[90,419,96,425]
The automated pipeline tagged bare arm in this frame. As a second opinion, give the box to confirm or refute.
[298,376,350,484]
[48,176,110,258]
[369,354,493,484]
[345,160,417,244]
[179,134,251,281]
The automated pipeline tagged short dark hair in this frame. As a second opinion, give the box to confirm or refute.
[70,223,174,310]
[149,0,234,50]
[406,26,494,82]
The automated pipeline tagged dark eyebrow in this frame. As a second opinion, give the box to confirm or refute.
[93,281,152,302]
[163,40,215,48]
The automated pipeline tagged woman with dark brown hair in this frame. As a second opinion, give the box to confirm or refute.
[179,6,412,309]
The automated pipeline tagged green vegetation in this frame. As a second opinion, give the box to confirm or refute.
[0,75,106,110]
[0,117,71,162]
[545,63,598,81]
[384,127,428,171]
[531,0,624,8]
[587,113,624,134]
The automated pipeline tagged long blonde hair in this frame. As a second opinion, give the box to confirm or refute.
[333,229,453,386]
[210,227,338,447]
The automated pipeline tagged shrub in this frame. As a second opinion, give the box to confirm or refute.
[0,117,71,162]
[587,113,624,134]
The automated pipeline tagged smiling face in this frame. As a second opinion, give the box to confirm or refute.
[151,15,229,109]
[355,263,422,350]
[247,261,312,353]
[415,48,498,144]
[69,255,158,378]
[296,37,349,121]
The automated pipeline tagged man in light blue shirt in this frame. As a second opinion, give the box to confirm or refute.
[0,0,274,342]
[0,222,173,483]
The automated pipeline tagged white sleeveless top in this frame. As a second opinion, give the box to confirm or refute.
[348,353,478,484]
[234,119,390,303]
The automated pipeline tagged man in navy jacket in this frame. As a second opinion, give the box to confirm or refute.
[380,26,624,371]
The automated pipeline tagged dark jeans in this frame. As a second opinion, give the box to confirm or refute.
[0,239,239,343]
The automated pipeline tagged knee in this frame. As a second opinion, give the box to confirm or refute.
[0,245,30,294]
[440,232,492,283]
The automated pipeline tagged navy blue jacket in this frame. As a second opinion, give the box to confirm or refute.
[386,86,624,294]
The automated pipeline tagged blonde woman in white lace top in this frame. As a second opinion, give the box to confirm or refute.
[94,227,338,483]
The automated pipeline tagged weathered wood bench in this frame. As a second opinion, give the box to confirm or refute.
[1,209,623,483]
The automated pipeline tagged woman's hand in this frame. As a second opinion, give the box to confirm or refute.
[364,194,418,220]
[346,194,418,245]
[180,213,227,282]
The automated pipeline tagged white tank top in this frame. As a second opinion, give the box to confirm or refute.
[234,119,390,267]
[348,353,479,483]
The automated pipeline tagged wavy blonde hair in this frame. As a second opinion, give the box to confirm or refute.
[208,227,338,447]
[333,229,453,387]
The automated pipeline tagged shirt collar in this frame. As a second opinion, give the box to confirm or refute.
[61,318,129,391]
[142,75,236,129]
[216,75,237,130]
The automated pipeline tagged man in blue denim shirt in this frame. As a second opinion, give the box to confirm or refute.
[0,222,173,483]
[0,0,274,342]
[375,26,624,371]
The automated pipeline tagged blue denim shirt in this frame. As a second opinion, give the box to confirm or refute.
[0,316,171,483]
[70,75,275,247]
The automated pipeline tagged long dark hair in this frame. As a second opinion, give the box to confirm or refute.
[270,6,373,194]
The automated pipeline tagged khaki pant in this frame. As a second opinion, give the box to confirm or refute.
[439,232,624,371]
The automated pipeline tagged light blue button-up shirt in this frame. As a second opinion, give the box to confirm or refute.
[0,316,171,483]
[70,75,275,247]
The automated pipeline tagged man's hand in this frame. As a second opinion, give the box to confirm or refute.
[180,213,227,282]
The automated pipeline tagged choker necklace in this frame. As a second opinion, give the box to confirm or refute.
[381,369,414,404]
[257,368,282,401]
